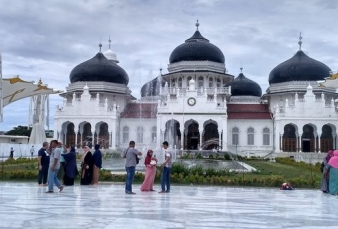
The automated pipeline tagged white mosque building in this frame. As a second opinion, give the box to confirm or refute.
[53,22,338,155]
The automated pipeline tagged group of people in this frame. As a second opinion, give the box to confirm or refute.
[124,140,172,194]
[37,140,103,193]
[321,150,338,195]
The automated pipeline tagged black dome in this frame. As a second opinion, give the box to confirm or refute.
[169,30,225,64]
[140,76,164,97]
[269,50,331,85]
[226,73,262,97]
[69,52,129,85]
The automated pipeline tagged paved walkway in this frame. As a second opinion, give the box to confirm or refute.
[0,182,337,229]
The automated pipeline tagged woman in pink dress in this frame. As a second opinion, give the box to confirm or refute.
[140,150,157,191]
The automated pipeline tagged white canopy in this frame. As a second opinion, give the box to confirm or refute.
[318,72,338,88]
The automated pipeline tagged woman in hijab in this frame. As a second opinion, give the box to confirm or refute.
[63,146,78,186]
[91,144,102,185]
[140,150,157,191]
[325,150,338,195]
[321,150,334,193]
[80,146,93,185]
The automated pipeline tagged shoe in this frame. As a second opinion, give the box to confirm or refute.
[45,191,54,193]
[165,190,170,193]
[150,189,156,191]
[39,184,43,187]
[158,191,166,194]
[59,185,64,192]
[43,184,48,186]
[126,192,136,195]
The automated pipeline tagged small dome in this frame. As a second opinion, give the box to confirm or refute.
[226,73,262,97]
[140,76,164,97]
[103,49,119,63]
[169,24,225,64]
[69,52,129,85]
[269,50,331,84]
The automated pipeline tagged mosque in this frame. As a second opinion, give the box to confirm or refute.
[53,21,338,155]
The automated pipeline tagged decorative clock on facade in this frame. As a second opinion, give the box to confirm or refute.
[187,97,196,106]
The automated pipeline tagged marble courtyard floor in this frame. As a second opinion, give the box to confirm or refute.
[0,182,337,229]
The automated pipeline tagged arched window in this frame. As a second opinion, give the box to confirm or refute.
[198,76,204,88]
[209,78,213,88]
[171,79,176,88]
[151,126,157,143]
[178,77,182,88]
[137,126,144,143]
[247,127,254,145]
[122,126,129,143]
[232,127,239,145]
[187,76,192,87]
[216,78,221,88]
[263,128,270,145]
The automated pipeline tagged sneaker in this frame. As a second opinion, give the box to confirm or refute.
[45,191,54,193]
[126,192,136,195]
[165,190,170,193]
[158,191,166,194]
[59,185,64,192]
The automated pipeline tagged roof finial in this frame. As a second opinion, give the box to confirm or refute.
[240,61,243,73]
[298,32,302,51]
[159,67,162,75]
[195,19,199,31]
[108,36,111,49]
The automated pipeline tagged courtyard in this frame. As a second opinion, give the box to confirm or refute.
[0,182,337,229]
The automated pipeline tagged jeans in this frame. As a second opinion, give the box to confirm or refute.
[38,165,49,184]
[161,167,171,192]
[125,166,136,193]
[48,168,62,191]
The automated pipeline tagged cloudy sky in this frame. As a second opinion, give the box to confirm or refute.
[1,0,338,131]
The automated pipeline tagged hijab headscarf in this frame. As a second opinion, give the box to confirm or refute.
[144,150,153,165]
[326,150,334,162]
[328,150,338,169]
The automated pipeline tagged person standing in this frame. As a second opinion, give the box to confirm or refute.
[30,146,35,157]
[325,150,338,195]
[63,146,78,186]
[57,141,67,183]
[81,146,93,185]
[124,141,142,194]
[46,140,64,193]
[159,141,172,194]
[9,147,14,159]
[38,142,50,186]
[321,150,334,193]
[140,150,157,191]
[91,144,102,185]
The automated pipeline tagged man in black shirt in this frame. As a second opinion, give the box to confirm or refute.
[38,142,50,186]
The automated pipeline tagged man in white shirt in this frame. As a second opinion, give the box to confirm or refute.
[159,141,172,193]
[46,140,64,193]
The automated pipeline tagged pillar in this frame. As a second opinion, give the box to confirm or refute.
[274,123,280,153]
[314,134,317,152]
[180,128,184,150]
[218,131,222,150]
[75,128,78,148]
[199,130,203,150]
[318,136,321,153]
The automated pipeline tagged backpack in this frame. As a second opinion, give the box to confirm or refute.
[124,148,139,165]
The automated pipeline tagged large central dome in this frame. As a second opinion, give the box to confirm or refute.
[169,21,225,64]
[69,52,129,85]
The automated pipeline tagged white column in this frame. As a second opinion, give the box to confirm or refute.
[274,123,280,153]
[199,130,203,150]
[64,131,67,146]
[314,134,317,152]
[75,128,78,148]
[218,131,222,150]
[180,128,184,150]
[221,116,228,151]
[110,120,117,150]
[298,132,302,152]
[109,131,112,148]
[318,136,321,153]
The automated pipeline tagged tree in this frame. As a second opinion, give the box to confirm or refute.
[5,126,32,137]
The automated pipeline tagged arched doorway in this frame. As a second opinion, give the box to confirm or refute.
[81,122,92,148]
[98,122,109,148]
[203,120,219,150]
[164,119,181,149]
[282,124,297,152]
[302,124,315,152]
[66,122,75,148]
[321,124,334,152]
[184,120,199,150]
